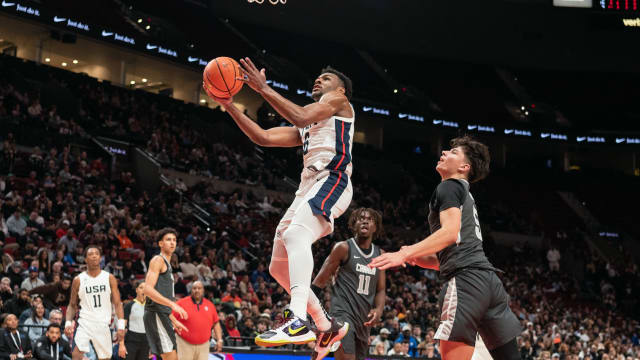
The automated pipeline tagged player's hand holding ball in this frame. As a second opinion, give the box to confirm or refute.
[202,57,243,104]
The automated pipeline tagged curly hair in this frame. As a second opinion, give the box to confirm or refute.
[348,207,384,240]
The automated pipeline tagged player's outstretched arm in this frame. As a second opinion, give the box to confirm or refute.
[369,208,461,270]
[144,256,188,319]
[64,276,81,326]
[109,274,126,342]
[407,254,440,270]
[238,57,348,128]
[203,83,302,148]
[311,241,349,289]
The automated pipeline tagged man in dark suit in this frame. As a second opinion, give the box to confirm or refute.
[0,313,33,360]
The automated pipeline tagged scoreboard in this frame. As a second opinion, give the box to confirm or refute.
[598,0,639,11]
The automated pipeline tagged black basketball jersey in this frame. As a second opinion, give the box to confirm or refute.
[330,238,381,340]
[428,179,496,281]
[145,254,174,314]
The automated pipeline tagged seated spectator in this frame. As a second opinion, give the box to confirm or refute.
[0,314,32,359]
[371,328,392,354]
[117,229,133,249]
[23,302,49,343]
[0,277,14,302]
[29,274,72,310]
[4,288,32,317]
[19,296,49,324]
[387,342,406,356]
[33,324,71,360]
[21,267,44,291]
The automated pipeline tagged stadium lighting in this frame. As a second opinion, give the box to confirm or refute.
[142,78,147,83]
[130,80,136,85]
[61,62,67,67]
[145,25,150,30]
[521,106,525,111]
[525,111,529,116]
[44,58,50,62]
[72,59,78,64]
[393,89,398,93]
[200,99,206,103]
[137,18,142,23]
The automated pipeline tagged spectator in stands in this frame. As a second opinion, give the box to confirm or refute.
[33,324,71,360]
[20,267,44,291]
[395,324,418,357]
[23,302,49,343]
[29,274,71,310]
[0,277,13,302]
[222,314,240,340]
[387,341,406,356]
[230,252,246,273]
[7,209,26,240]
[0,314,32,359]
[547,246,561,272]
[371,328,392,354]
[5,263,23,294]
[118,228,133,249]
[5,288,31,317]
[19,296,48,324]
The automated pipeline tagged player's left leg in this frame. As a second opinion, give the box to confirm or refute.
[91,324,114,360]
[477,272,522,360]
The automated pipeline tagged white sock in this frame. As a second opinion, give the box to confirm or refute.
[283,223,315,321]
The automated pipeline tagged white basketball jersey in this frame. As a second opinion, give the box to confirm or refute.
[78,270,112,325]
[299,94,354,177]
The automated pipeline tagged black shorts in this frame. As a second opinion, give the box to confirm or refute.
[434,269,521,350]
[334,314,368,360]
[143,311,176,355]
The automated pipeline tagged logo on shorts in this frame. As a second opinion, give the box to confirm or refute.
[205,306,209,311]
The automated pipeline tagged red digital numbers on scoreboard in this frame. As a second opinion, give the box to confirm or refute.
[602,0,638,11]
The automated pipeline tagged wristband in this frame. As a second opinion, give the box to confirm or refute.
[117,319,126,330]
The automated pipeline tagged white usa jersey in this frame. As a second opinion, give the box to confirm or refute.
[299,95,354,177]
[78,270,112,325]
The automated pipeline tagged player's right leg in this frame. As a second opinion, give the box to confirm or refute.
[143,311,177,360]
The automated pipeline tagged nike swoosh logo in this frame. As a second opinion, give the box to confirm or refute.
[321,335,331,346]
[2,1,15,7]
[53,16,66,23]
[616,138,625,144]
[433,120,442,125]
[287,325,306,336]
[187,56,198,62]
[146,44,157,50]
[101,30,113,37]
[576,137,586,142]
[354,256,360,259]
[504,129,514,134]
[266,80,273,84]
[296,89,305,94]
[398,113,407,119]
[467,125,477,130]
[541,133,550,138]
[362,107,372,112]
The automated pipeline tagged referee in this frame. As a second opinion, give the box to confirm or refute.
[172,281,223,360]
[119,281,149,360]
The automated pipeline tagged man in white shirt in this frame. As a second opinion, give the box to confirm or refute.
[20,267,45,291]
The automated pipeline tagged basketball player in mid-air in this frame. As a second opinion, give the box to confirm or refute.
[66,245,126,360]
[369,136,522,360]
[144,228,189,360]
[203,57,354,348]
[310,208,386,360]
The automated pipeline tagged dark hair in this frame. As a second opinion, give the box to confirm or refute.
[84,244,101,257]
[156,227,177,243]
[47,323,61,332]
[135,280,144,288]
[321,66,353,100]
[450,136,490,183]
[348,207,384,240]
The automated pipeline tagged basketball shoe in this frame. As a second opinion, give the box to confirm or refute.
[311,318,349,360]
[255,309,316,347]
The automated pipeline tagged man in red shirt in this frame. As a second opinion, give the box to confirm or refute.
[172,281,223,360]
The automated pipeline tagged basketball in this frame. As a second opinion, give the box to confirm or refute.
[203,57,244,98]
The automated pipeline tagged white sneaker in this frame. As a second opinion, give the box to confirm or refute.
[255,309,316,347]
